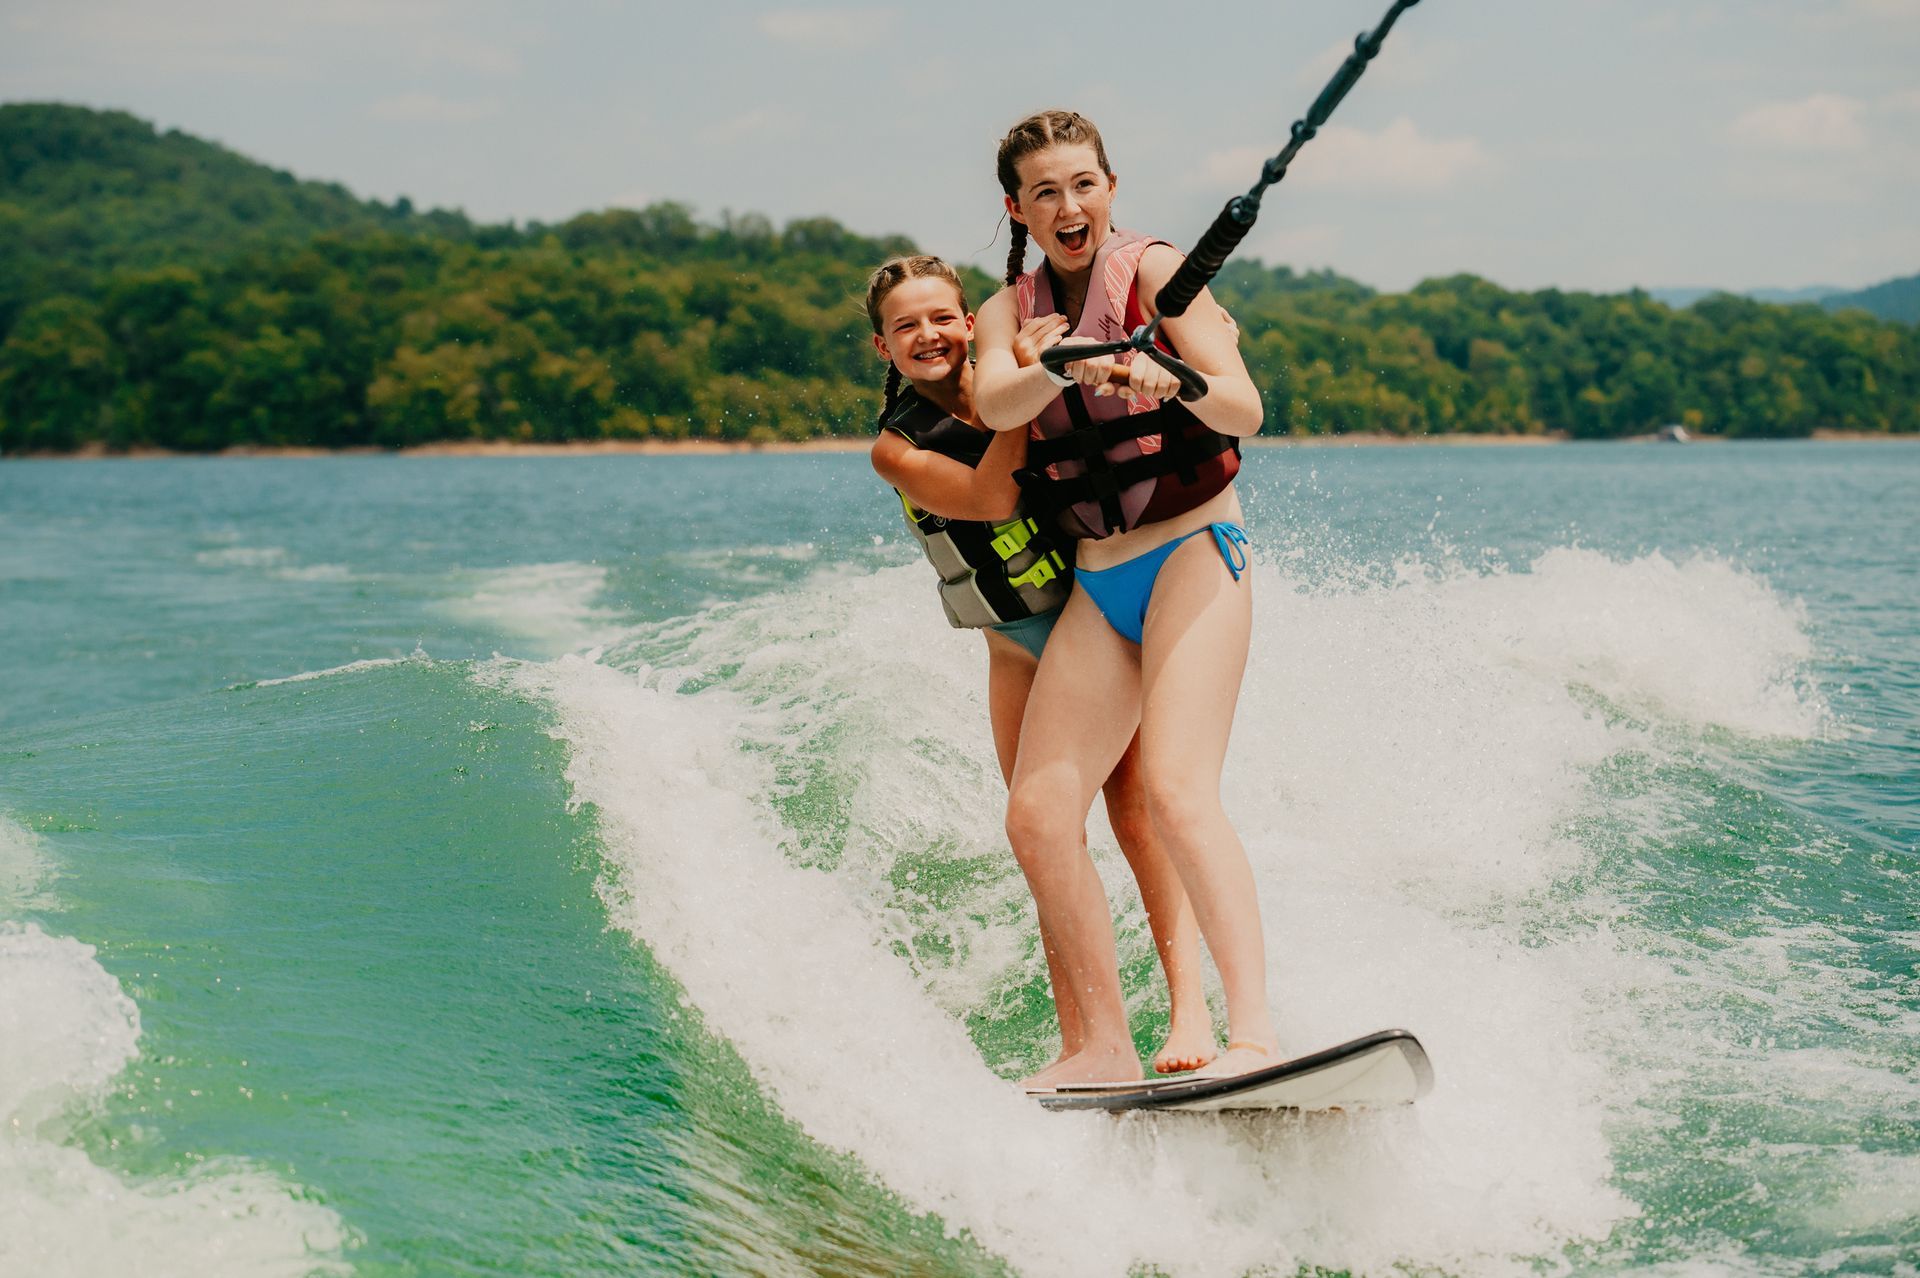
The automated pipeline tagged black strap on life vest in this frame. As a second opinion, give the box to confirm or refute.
[1014,401,1239,532]
[1029,257,1240,533]
[1054,378,1128,535]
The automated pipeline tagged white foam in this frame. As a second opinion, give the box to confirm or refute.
[1797,1147,1920,1236]
[251,651,423,688]
[489,541,1834,1275]
[270,563,354,583]
[194,546,289,569]
[442,561,624,656]
[195,545,355,585]
[0,812,55,915]
[678,542,823,565]
[0,920,351,1275]
[1446,547,1826,739]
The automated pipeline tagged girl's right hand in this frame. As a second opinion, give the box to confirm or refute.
[1011,314,1070,368]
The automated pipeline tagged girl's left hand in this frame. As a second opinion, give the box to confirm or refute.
[1012,314,1071,368]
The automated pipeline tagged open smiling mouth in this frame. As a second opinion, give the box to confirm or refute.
[1056,222,1089,253]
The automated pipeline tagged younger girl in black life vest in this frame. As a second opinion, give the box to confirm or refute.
[865,255,1216,1081]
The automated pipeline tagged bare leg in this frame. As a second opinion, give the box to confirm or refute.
[1101,737,1216,1073]
[985,634,1085,1078]
[1005,590,1145,1088]
[1137,535,1277,1078]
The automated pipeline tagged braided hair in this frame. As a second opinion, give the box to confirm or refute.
[994,109,1113,285]
[863,255,970,429]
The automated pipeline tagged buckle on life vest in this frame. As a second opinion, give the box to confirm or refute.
[989,517,1038,561]
[1006,550,1065,591]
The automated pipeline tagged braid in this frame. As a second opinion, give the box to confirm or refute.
[878,363,902,429]
[1005,221,1028,285]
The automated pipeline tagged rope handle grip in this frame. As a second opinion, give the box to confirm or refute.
[1038,337,1209,403]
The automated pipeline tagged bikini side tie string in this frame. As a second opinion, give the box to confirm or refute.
[1211,522,1250,582]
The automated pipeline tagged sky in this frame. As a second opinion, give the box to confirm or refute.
[3,0,1917,294]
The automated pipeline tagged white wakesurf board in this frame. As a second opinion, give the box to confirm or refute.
[1030,1029,1432,1114]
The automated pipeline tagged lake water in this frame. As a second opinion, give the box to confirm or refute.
[2,442,1916,1276]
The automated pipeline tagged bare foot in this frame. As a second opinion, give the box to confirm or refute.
[1151,1021,1219,1075]
[1190,1040,1280,1080]
[1017,1051,1073,1091]
[1020,1044,1144,1091]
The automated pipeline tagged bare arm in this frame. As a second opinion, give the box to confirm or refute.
[1134,243,1264,437]
[871,426,1024,523]
[973,289,1071,432]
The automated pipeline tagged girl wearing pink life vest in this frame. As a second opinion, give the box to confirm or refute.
[973,109,1275,1088]
[863,255,1217,1079]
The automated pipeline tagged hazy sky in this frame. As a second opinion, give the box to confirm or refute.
[4,0,1916,293]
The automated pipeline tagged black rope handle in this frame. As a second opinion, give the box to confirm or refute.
[1043,0,1424,400]
[1037,337,1212,402]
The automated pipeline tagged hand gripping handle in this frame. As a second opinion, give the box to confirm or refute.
[1038,338,1210,403]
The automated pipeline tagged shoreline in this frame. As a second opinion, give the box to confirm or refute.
[4,428,1909,460]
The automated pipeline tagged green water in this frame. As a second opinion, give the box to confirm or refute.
[2,444,1915,1276]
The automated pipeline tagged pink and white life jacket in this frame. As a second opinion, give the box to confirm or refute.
[1014,228,1240,539]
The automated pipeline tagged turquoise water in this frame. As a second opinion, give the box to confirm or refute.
[2,444,1915,1276]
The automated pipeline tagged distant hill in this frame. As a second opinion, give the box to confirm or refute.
[1,103,1915,452]
[1651,277,1919,324]
[0,102,483,325]
[1822,273,1920,325]
[1648,284,1840,309]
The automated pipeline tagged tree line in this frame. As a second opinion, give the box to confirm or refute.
[2,104,1916,452]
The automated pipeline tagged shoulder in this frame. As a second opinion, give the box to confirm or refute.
[878,387,933,438]
[978,285,1020,323]
[870,427,919,488]
[1135,242,1185,294]
[974,285,1022,344]
[872,423,914,463]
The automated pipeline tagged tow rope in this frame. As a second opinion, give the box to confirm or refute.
[1038,0,1426,401]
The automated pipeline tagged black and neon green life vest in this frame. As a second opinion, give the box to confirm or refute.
[881,389,1073,630]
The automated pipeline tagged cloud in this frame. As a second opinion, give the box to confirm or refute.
[1247,223,1343,267]
[368,91,500,124]
[1635,6,1727,34]
[1848,0,1920,18]
[1295,28,1448,91]
[3,0,522,78]
[1730,94,1868,151]
[700,107,798,145]
[756,7,897,50]
[1885,88,1920,113]
[403,32,520,77]
[1202,118,1491,194]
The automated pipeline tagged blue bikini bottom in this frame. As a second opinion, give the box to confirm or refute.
[1075,522,1250,646]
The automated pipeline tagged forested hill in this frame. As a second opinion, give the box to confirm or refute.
[2,104,1916,454]
[0,104,473,318]
[1824,273,1920,326]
